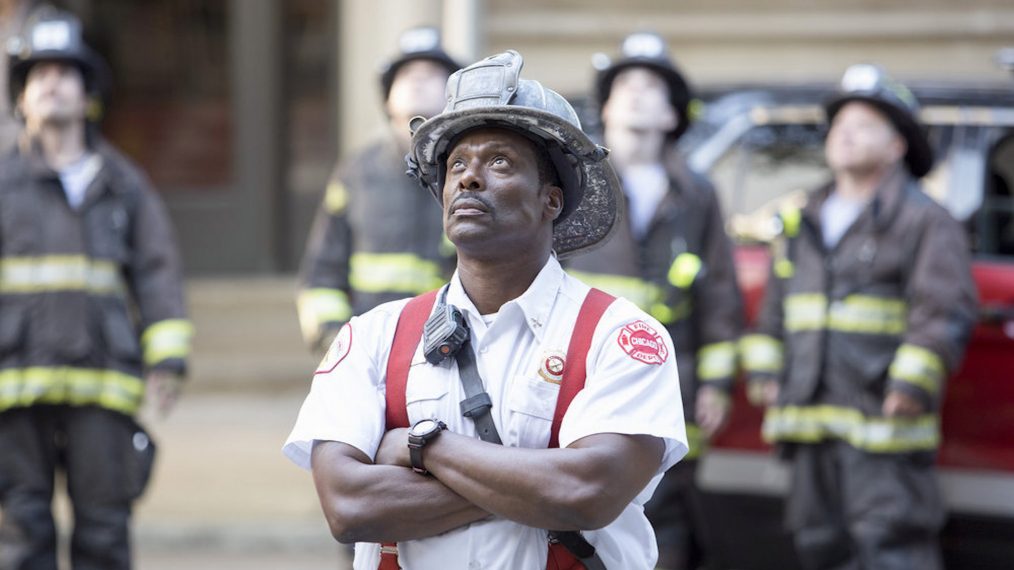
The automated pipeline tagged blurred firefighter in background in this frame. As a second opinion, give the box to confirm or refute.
[565,32,743,570]
[0,0,30,153]
[743,64,977,570]
[0,5,192,570]
[297,26,461,354]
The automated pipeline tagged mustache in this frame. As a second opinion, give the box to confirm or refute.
[449,193,493,213]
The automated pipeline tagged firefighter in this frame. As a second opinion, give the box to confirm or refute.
[742,64,978,570]
[296,26,461,354]
[565,32,743,569]
[285,49,688,570]
[0,0,30,153]
[0,6,192,570]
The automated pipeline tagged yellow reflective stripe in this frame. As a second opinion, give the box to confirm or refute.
[698,341,737,381]
[0,255,124,295]
[324,181,348,214]
[774,258,794,279]
[439,233,456,257]
[740,334,784,374]
[667,253,702,290]
[141,319,194,366]
[649,298,691,325]
[785,293,907,335]
[685,422,706,460]
[780,207,801,237]
[349,253,444,294]
[763,405,939,453]
[0,366,145,415]
[889,344,945,394]
[784,293,827,332]
[828,296,907,335]
[566,270,661,311]
[297,288,352,342]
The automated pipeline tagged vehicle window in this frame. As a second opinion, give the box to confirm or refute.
[707,123,829,241]
[974,132,1014,257]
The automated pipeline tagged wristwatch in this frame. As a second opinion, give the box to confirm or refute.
[408,419,447,475]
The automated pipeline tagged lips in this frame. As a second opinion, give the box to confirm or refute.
[450,197,490,216]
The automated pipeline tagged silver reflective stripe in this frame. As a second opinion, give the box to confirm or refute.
[0,256,124,295]
[784,293,907,335]
[349,253,443,294]
[763,405,939,453]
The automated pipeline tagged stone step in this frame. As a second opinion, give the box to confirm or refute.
[184,276,319,390]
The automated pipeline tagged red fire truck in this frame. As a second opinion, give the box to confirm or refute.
[683,81,1014,569]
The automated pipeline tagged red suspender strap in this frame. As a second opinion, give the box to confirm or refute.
[545,288,614,570]
[379,289,439,570]
[384,290,439,431]
[549,287,616,450]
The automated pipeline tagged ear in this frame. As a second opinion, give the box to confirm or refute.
[658,104,678,133]
[888,131,908,164]
[543,184,564,222]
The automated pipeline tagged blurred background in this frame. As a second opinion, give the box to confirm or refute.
[0,0,1011,568]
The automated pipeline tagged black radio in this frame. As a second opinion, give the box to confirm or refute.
[423,288,470,365]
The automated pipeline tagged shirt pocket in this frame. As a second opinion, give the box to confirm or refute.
[506,375,560,449]
[404,375,450,426]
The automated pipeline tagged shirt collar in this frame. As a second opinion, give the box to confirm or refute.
[446,254,564,342]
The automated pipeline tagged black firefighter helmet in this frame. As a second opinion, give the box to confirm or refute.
[824,64,934,179]
[378,26,461,102]
[408,50,624,259]
[593,31,693,141]
[6,5,108,119]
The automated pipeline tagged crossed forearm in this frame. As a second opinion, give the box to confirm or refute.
[311,441,488,543]
[421,432,662,531]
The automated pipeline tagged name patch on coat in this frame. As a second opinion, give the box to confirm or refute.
[315,323,352,375]
[617,320,669,365]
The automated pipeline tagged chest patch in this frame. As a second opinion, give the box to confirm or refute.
[315,322,352,375]
[617,320,669,365]
[537,350,567,384]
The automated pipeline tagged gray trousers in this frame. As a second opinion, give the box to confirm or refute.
[786,440,944,570]
[0,405,153,570]
[644,460,713,570]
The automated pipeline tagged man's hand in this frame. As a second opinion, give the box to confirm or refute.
[143,370,184,420]
[747,380,779,407]
[695,386,730,438]
[375,427,411,468]
[883,389,925,417]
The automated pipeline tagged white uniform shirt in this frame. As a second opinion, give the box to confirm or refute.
[284,256,688,570]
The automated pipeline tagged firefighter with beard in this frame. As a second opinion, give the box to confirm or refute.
[743,65,978,570]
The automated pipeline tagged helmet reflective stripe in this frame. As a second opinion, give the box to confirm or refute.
[31,20,74,51]
[399,26,441,55]
[840,64,881,92]
[622,32,667,59]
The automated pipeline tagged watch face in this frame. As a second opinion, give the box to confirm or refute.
[412,419,438,436]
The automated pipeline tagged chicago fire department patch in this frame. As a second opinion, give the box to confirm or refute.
[537,350,567,384]
[617,320,669,365]
[315,323,352,375]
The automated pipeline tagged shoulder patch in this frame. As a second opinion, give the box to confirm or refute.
[617,320,669,365]
[315,322,352,375]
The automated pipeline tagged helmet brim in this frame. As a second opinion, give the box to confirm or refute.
[380,51,462,101]
[411,105,623,259]
[825,94,934,179]
[8,48,107,107]
[596,57,693,140]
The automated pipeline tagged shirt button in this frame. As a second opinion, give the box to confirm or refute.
[479,346,489,354]
[469,561,481,570]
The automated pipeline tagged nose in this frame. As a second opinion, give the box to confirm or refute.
[457,161,483,192]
